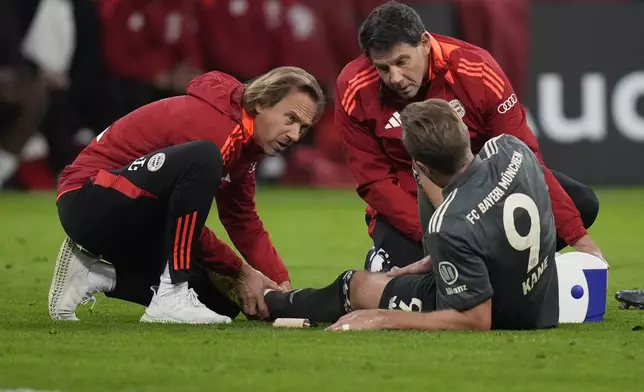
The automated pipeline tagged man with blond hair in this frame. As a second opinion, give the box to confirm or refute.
[50,66,325,324]
[265,98,559,331]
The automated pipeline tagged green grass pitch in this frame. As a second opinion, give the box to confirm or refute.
[1,188,643,392]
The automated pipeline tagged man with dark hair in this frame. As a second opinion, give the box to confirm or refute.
[265,98,559,331]
[336,1,603,272]
[50,66,326,324]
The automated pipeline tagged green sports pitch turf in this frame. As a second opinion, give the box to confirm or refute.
[0,188,643,392]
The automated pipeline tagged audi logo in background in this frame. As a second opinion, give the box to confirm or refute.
[498,93,518,114]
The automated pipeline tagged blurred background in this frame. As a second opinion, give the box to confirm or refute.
[0,0,642,193]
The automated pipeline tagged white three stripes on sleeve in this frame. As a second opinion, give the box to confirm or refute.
[482,134,504,159]
[428,189,459,234]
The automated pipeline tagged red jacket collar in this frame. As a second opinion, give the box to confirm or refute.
[427,33,453,84]
[241,109,255,143]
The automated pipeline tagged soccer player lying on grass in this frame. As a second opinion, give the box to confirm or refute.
[49,67,325,324]
[265,98,559,331]
[336,1,602,272]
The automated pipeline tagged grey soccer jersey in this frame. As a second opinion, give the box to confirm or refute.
[425,134,559,330]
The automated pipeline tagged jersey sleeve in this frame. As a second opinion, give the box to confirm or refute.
[335,81,423,243]
[474,52,587,246]
[428,232,493,312]
[480,134,533,162]
[216,163,290,284]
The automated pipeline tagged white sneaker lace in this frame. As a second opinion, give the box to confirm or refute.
[81,295,97,312]
[186,288,206,309]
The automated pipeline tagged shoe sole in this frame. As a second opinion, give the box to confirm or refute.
[140,313,232,324]
[48,238,80,321]
[616,296,644,310]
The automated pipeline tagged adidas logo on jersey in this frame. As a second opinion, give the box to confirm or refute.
[384,112,402,129]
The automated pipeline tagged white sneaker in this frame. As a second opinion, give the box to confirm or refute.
[48,238,103,321]
[140,283,232,324]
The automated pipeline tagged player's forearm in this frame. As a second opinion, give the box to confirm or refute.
[360,182,423,242]
[383,308,491,331]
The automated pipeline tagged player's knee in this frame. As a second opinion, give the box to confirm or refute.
[349,270,392,310]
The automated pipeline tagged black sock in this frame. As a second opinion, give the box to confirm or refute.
[104,268,155,306]
[265,270,355,322]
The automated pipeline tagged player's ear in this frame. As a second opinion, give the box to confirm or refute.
[420,31,431,55]
[414,161,431,179]
[255,99,273,114]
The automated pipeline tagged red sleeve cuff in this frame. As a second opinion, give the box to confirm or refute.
[558,216,588,246]
[273,271,291,285]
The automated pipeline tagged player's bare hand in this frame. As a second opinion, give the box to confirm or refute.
[387,256,432,277]
[327,310,391,331]
[279,281,292,291]
[572,235,609,268]
[235,264,281,319]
